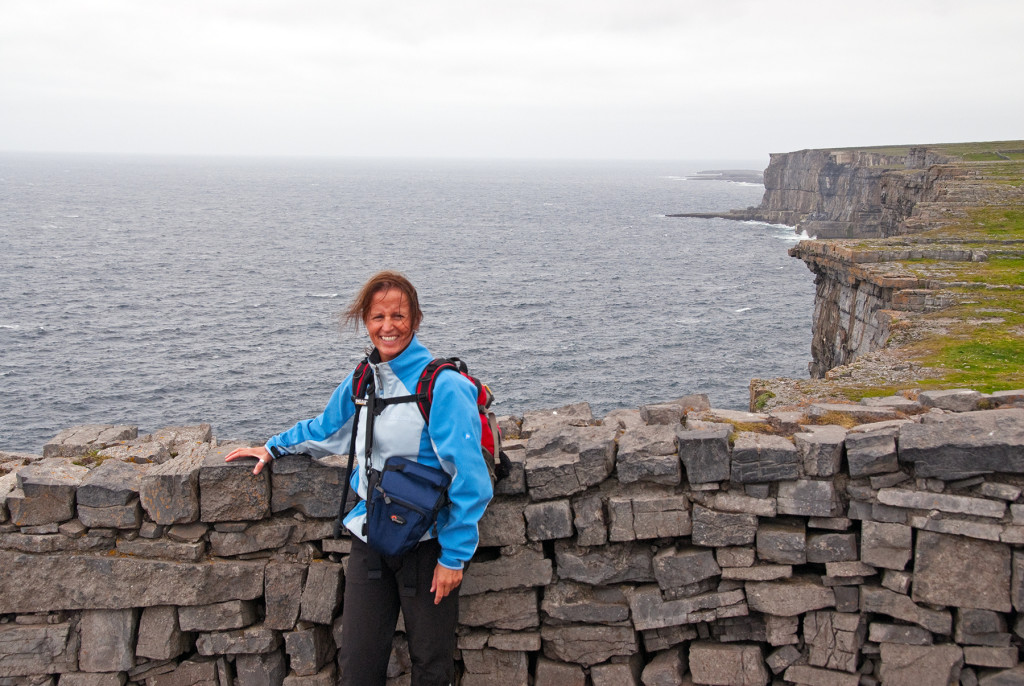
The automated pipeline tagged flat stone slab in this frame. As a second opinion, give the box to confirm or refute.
[0,551,265,612]
[912,530,1011,612]
[730,433,799,484]
[899,409,1024,479]
[77,459,149,507]
[43,424,138,458]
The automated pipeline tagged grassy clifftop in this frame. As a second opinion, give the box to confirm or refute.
[756,140,1024,409]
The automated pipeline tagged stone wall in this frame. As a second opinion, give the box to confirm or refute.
[3,391,1024,686]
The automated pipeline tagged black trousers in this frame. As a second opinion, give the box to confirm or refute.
[338,536,459,686]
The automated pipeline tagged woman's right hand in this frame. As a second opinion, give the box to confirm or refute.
[224,446,272,475]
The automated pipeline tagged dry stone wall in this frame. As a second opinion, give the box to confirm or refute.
[3,391,1024,686]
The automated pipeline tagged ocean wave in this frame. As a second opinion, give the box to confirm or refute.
[309,293,340,299]
[734,307,752,313]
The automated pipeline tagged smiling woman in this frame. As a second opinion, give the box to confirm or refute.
[224,269,492,686]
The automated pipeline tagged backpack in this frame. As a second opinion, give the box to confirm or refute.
[332,355,511,540]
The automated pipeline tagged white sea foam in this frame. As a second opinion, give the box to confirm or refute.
[309,293,340,299]
[735,307,752,313]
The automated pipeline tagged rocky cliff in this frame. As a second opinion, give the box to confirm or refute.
[750,141,1024,389]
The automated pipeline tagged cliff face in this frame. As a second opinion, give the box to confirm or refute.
[767,142,1024,380]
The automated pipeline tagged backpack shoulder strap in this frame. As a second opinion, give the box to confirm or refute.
[414,358,466,423]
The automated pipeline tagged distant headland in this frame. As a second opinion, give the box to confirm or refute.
[674,141,1024,410]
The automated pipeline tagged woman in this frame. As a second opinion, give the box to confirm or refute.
[225,270,493,686]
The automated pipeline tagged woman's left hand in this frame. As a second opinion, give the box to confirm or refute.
[430,564,463,605]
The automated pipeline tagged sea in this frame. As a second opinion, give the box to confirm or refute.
[0,154,814,453]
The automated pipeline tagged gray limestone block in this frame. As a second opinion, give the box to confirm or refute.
[284,625,335,677]
[146,657,219,686]
[199,443,270,522]
[299,561,343,625]
[795,425,846,477]
[524,425,616,499]
[96,441,172,465]
[860,521,913,570]
[745,576,835,617]
[676,425,731,484]
[0,620,79,678]
[765,614,800,646]
[898,409,1024,480]
[878,643,964,686]
[861,395,923,411]
[553,540,654,585]
[807,403,900,424]
[912,530,1011,613]
[459,588,539,630]
[10,458,90,526]
[43,425,138,458]
[956,609,1010,647]
[640,647,687,686]
[0,471,17,523]
[461,544,552,596]
[730,432,800,484]
[608,497,637,542]
[282,662,336,686]
[178,599,258,632]
[625,585,746,631]
[487,631,541,653]
[756,519,807,565]
[804,611,865,673]
[845,428,899,477]
[539,581,630,625]
[868,622,933,645]
[712,614,767,643]
[77,460,148,507]
[494,442,526,496]
[0,551,266,613]
[461,649,529,686]
[264,562,308,631]
[602,408,645,432]
[632,494,691,539]
[766,645,803,675]
[806,532,858,563]
[533,657,586,686]
[77,499,143,529]
[78,608,138,673]
[57,674,127,686]
[640,625,698,653]
[235,650,286,686]
[208,519,296,557]
[524,499,573,541]
[691,504,758,547]
[859,586,952,635]
[777,479,841,518]
[700,490,776,517]
[979,666,1024,686]
[520,402,594,436]
[139,443,208,525]
[653,545,721,591]
[195,623,282,656]
[717,546,756,568]
[963,646,1019,669]
[269,453,347,518]
[689,642,769,686]
[919,389,985,412]
[639,403,685,425]
[616,452,680,486]
[149,424,214,452]
[877,487,1006,519]
[539,624,638,668]
[477,496,527,547]
[135,606,192,661]
[571,494,607,546]
[590,654,643,686]
[783,665,860,686]
[114,537,205,563]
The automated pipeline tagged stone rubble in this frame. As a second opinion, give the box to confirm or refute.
[2,394,1024,684]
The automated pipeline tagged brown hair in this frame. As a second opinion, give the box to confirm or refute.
[344,270,422,330]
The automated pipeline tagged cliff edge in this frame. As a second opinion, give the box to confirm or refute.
[731,141,1024,410]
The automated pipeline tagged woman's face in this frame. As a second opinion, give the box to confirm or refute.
[364,287,416,362]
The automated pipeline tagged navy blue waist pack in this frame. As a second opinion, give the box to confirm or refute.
[365,456,451,557]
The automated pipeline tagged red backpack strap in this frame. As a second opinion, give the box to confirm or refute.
[351,359,373,403]
[415,358,461,423]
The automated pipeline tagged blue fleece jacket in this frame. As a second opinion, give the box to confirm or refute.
[264,336,492,570]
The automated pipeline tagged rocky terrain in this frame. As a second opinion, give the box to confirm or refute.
[3,388,1024,685]
[724,141,1024,410]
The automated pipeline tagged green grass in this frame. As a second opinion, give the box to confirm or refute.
[919,338,1024,392]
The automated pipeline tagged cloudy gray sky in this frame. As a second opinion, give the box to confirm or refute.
[2,0,1022,162]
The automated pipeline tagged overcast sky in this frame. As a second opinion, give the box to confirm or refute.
[2,0,1022,162]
